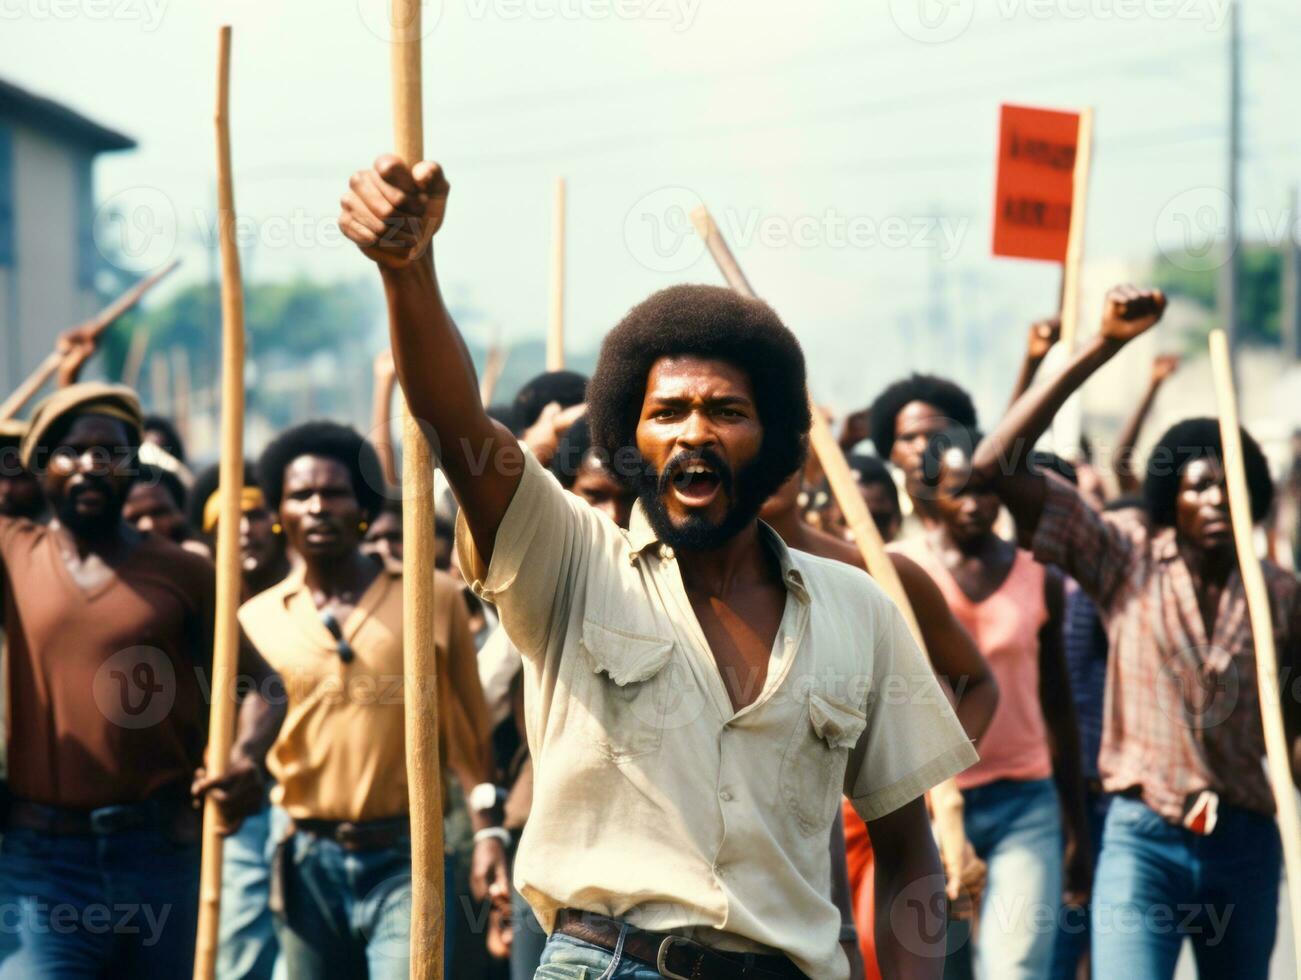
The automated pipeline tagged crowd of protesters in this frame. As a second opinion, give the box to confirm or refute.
[0,154,1296,980]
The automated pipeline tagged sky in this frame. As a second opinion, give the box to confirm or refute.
[3,0,1299,420]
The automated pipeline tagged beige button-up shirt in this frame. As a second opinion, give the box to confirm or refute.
[457,453,976,979]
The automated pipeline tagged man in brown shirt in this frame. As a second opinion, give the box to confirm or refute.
[0,383,283,979]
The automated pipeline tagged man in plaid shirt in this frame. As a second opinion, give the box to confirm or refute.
[971,284,1301,980]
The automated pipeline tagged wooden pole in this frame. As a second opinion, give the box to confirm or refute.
[0,258,179,420]
[479,341,509,407]
[1208,329,1301,980]
[692,202,973,910]
[391,1,445,975]
[193,25,245,980]
[1058,108,1093,352]
[121,324,151,391]
[547,177,566,371]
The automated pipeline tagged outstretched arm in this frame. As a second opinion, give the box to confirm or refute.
[972,285,1167,542]
[1113,353,1179,496]
[339,156,521,563]
[1005,316,1060,410]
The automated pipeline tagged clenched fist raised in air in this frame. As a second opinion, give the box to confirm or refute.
[339,155,449,269]
[1099,284,1167,342]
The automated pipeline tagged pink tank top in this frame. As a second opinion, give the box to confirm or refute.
[895,541,1054,789]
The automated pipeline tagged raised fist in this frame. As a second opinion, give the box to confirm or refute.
[1099,284,1166,342]
[1151,353,1179,384]
[339,155,449,270]
[1027,316,1061,359]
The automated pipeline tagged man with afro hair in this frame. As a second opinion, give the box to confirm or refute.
[339,155,976,980]
[972,284,1301,980]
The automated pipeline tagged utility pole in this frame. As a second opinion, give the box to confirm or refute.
[1284,184,1300,361]
[1220,0,1241,374]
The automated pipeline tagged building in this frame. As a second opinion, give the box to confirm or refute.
[0,79,134,395]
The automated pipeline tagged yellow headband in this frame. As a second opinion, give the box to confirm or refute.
[203,485,268,534]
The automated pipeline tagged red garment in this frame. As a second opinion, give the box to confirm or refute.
[842,798,880,980]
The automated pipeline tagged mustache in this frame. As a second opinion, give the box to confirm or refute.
[67,476,115,500]
[656,448,734,497]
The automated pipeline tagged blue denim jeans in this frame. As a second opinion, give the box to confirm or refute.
[218,802,286,980]
[1048,787,1110,980]
[1090,795,1281,980]
[0,822,200,978]
[510,883,547,980]
[274,826,456,980]
[535,932,662,979]
[944,778,1063,980]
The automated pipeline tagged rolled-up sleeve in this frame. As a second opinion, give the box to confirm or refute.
[455,449,595,660]
[845,594,978,822]
[1032,473,1138,612]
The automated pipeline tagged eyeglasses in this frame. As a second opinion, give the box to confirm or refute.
[319,611,355,664]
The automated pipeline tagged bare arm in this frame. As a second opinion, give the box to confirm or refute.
[869,796,947,978]
[829,810,867,980]
[339,156,522,564]
[1005,316,1060,411]
[1113,354,1179,496]
[1037,569,1090,898]
[891,552,998,743]
[973,286,1167,540]
[371,349,399,487]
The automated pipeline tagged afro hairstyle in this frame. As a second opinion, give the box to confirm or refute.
[510,371,589,435]
[847,452,900,507]
[131,463,188,512]
[143,414,187,463]
[1142,417,1273,527]
[586,284,811,494]
[257,421,384,521]
[550,416,599,489]
[866,374,978,460]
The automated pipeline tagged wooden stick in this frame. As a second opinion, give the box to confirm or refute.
[172,345,192,448]
[193,26,245,980]
[391,1,445,975]
[547,177,566,371]
[693,202,973,910]
[479,341,509,407]
[1208,329,1301,980]
[121,324,151,391]
[0,258,179,420]
[1058,108,1093,352]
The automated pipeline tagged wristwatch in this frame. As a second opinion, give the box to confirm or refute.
[469,781,503,814]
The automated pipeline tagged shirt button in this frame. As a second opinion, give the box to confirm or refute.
[719,790,733,802]
[661,545,675,560]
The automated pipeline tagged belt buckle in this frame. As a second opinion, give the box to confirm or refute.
[89,805,142,835]
[656,936,694,980]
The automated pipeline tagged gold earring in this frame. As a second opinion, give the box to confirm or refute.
[271,523,283,535]
[358,520,369,533]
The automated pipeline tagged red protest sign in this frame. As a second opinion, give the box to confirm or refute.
[992,104,1081,263]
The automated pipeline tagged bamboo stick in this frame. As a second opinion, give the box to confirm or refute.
[1059,108,1094,352]
[193,25,246,980]
[391,1,445,975]
[1208,329,1301,980]
[0,258,179,420]
[547,177,566,371]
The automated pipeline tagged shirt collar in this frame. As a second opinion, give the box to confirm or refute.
[625,502,809,603]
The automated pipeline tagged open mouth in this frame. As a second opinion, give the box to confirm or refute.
[671,460,722,509]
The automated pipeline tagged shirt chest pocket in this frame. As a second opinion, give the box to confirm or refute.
[578,619,677,764]
[779,691,867,836]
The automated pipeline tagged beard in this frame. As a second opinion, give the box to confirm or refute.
[635,447,776,552]
[53,481,126,538]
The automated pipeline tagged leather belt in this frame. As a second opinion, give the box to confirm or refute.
[554,909,807,980]
[291,815,409,852]
[8,797,199,841]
